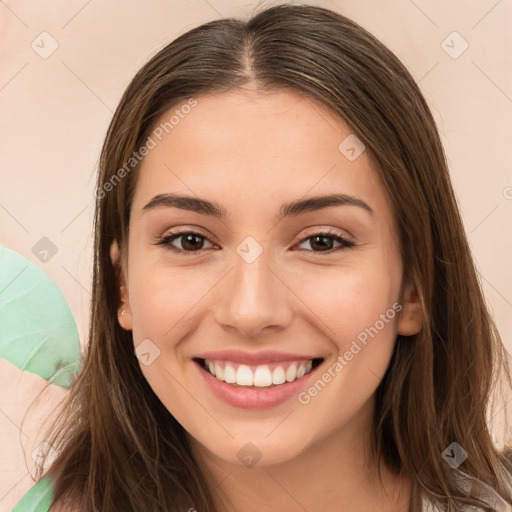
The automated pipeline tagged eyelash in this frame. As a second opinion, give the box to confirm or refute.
[155,229,355,255]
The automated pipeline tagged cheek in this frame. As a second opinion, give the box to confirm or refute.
[291,268,400,434]
[294,262,400,345]
[127,266,209,417]
[128,258,217,342]
[293,262,401,407]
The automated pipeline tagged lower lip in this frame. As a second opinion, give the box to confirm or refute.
[194,359,322,409]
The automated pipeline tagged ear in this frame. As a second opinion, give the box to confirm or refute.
[397,280,423,336]
[110,239,133,331]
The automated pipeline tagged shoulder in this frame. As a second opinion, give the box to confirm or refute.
[421,495,489,511]
[421,469,512,512]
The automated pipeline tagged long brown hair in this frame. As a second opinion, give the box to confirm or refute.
[36,3,512,510]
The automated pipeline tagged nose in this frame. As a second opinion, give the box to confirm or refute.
[213,248,293,339]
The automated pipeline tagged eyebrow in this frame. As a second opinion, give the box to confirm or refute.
[142,192,374,221]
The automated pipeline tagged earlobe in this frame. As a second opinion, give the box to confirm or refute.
[397,281,423,336]
[118,289,133,331]
[110,239,119,265]
[110,240,133,331]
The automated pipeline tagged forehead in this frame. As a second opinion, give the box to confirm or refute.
[133,88,392,227]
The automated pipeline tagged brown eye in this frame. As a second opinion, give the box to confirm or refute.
[156,231,215,254]
[296,232,355,253]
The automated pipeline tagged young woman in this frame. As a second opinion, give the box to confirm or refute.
[27,3,512,511]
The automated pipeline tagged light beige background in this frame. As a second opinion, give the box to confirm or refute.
[1,0,511,509]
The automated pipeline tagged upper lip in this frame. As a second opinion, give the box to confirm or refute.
[194,349,323,365]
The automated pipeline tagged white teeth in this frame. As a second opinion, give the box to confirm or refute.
[203,359,318,387]
[224,364,237,383]
[272,366,286,385]
[253,366,273,387]
[285,363,297,382]
[214,362,224,381]
[236,365,253,386]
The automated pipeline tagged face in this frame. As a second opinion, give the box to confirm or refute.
[113,88,422,469]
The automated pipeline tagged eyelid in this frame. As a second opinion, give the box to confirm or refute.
[298,227,353,243]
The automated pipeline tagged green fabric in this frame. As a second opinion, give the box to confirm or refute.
[0,244,82,387]
[12,475,55,511]
[1,244,82,509]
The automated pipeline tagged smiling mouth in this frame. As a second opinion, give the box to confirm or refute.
[193,357,324,389]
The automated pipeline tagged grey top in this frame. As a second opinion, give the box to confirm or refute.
[421,470,512,511]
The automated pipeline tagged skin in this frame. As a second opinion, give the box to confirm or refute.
[112,87,423,511]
